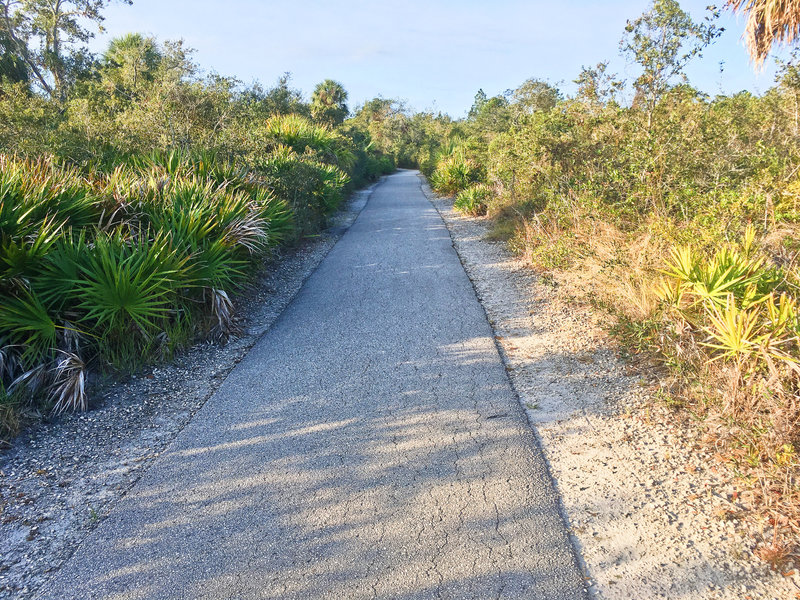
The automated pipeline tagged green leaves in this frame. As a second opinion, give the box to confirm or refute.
[310,80,348,127]
[257,147,350,235]
[252,188,294,247]
[0,289,57,369]
[454,184,492,216]
[657,229,799,374]
[0,151,301,409]
[430,148,483,196]
[263,113,355,167]
[620,0,722,122]
[660,230,779,317]
[76,231,185,334]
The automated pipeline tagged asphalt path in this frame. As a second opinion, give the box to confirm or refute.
[42,170,588,599]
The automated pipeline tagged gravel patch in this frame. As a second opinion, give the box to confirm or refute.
[0,182,379,600]
[421,174,800,600]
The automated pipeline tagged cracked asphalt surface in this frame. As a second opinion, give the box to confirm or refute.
[41,170,588,599]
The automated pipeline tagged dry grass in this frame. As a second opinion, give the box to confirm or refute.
[515,210,669,315]
[516,211,800,565]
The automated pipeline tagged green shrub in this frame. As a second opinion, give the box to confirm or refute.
[0,144,351,417]
[76,231,185,349]
[454,184,492,216]
[651,227,800,454]
[257,148,349,236]
[430,151,482,196]
[251,188,295,247]
[262,113,355,169]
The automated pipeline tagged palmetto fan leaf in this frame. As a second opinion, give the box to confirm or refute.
[0,288,57,368]
[0,156,103,235]
[702,298,762,360]
[0,216,64,282]
[76,231,186,334]
[142,181,253,290]
[264,114,354,167]
[251,188,294,247]
[32,230,90,313]
[662,242,776,311]
[183,238,246,292]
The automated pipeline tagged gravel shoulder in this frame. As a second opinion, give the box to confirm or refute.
[420,175,800,600]
[0,182,379,599]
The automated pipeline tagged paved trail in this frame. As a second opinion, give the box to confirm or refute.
[43,171,587,599]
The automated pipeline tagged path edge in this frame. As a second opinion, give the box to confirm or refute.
[417,171,594,595]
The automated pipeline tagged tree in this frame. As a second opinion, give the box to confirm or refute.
[261,72,308,116]
[310,79,348,126]
[102,32,161,95]
[512,79,561,115]
[468,89,488,119]
[621,0,721,128]
[0,0,130,100]
[574,62,623,106]
[0,29,27,85]
[727,0,800,65]
[467,93,512,138]
[775,46,800,134]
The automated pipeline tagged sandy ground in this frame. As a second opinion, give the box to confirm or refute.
[421,174,800,600]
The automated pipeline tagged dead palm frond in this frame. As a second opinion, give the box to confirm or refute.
[58,321,82,354]
[221,212,269,254]
[728,0,800,65]
[49,351,87,414]
[0,343,21,382]
[9,363,48,396]
[208,288,237,341]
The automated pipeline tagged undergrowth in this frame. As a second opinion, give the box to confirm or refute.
[0,120,394,444]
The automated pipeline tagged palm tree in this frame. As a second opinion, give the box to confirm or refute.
[102,33,162,93]
[728,0,800,65]
[311,79,348,127]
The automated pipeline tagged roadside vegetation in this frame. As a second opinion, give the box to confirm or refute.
[409,0,800,566]
[0,3,394,442]
[6,0,800,570]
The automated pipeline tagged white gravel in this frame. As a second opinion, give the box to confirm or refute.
[421,175,800,600]
[0,184,377,599]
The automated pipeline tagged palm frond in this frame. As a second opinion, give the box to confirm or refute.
[728,0,800,65]
[49,351,87,414]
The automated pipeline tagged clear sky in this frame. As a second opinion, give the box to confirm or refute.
[89,0,788,117]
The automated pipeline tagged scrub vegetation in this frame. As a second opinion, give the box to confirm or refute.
[384,0,800,565]
[0,2,394,440]
[6,0,800,568]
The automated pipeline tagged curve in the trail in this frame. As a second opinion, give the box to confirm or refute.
[42,170,588,600]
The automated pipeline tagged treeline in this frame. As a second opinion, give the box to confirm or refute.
[406,0,800,557]
[0,13,397,438]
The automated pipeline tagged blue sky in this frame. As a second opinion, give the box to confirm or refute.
[89,0,788,117]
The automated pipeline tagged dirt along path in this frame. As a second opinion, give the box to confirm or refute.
[420,174,800,600]
[39,170,587,599]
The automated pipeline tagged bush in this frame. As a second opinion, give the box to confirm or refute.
[0,145,356,423]
[257,148,349,236]
[261,113,355,169]
[454,184,492,216]
[429,151,482,196]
